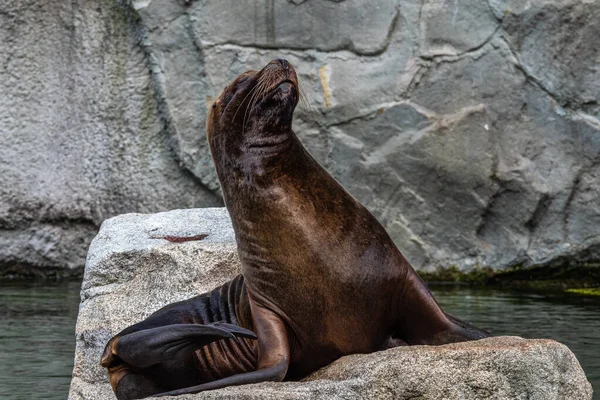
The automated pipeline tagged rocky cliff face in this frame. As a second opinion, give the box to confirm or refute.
[1,0,599,275]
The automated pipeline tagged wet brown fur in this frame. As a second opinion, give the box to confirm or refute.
[208,59,488,377]
[102,59,489,399]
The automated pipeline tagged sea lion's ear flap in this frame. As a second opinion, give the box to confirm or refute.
[113,323,257,369]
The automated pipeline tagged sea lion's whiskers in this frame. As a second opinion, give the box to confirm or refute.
[243,80,268,131]
[298,83,309,108]
[243,76,269,125]
[297,80,315,116]
[254,73,271,101]
[251,82,270,116]
[251,79,269,108]
[233,83,261,122]
[258,73,272,97]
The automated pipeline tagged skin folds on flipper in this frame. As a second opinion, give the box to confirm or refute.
[101,59,490,399]
[100,276,261,400]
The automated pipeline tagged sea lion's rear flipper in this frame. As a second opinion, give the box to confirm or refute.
[152,299,291,397]
[393,271,491,345]
[441,313,491,342]
[103,322,257,369]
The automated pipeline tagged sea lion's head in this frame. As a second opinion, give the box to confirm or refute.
[207,59,299,150]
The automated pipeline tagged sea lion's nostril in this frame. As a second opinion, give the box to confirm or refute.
[274,58,290,70]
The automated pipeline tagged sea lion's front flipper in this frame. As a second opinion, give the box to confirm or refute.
[152,299,291,397]
[108,323,257,369]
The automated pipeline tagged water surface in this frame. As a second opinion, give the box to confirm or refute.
[0,281,597,399]
[0,281,80,400]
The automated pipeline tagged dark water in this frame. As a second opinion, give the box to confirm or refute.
[0,281,80,400]
[0,282,598,399]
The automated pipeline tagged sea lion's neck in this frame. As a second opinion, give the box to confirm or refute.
[241,127,295,157]
[219,127,300,184]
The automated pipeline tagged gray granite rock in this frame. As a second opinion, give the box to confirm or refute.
[2,0,599,274]
[69,208,239,400]
[163,337,592,400]
[0,0,221,276]
[68,208,593,400]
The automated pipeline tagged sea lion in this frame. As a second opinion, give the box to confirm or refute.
[100,59,490,399]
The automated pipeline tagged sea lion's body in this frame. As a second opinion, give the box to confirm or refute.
[101,60,490,399]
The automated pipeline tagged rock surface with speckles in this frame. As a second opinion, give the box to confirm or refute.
[68,208,593,399]
[0,0,222,277]
[2,0,600,275]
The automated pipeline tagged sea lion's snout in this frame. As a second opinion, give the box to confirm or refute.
[270,58,290,68]
[267,58,293,73]
[267,59,295,85]
[253,59,299,117]
[262,59,298,91]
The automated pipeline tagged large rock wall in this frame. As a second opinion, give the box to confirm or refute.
[1,0,599,274]
[0,1,222,276]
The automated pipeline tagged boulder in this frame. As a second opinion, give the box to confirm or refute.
[68,208,592,400]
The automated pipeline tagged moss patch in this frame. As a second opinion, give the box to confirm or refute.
[565,288,600,297]
[418,262,600,292]
[417,265,494,285]
[488,262,600,291]
[0,262,83,281]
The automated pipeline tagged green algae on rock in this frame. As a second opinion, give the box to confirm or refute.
[418,262,600,293]
[565,288,600,297]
